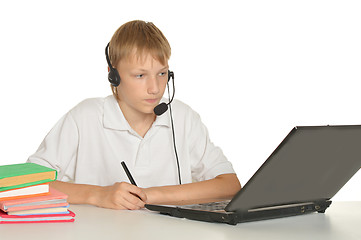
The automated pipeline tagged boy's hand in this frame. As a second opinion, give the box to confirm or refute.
[93,182,147,210]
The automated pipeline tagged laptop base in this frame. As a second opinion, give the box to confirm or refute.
[145,200,332,225]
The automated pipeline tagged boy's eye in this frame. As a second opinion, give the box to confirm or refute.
[136,74,144,78]
[159,72,167,77]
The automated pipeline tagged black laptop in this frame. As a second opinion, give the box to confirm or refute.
[145,125,361,225]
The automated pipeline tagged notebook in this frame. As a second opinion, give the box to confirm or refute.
[0,187,68,212]
[0,210,75,224]
[146,125,361,225]
[0,184,50,201]
[0,163,57,190]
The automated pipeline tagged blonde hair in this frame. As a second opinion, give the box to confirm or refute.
[108,20,171,97]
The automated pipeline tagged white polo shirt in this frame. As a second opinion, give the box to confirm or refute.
[27,95,235,188]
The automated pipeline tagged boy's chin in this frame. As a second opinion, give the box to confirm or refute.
[140,106,157,115]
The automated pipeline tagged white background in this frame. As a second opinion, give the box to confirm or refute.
[0,0,360,200]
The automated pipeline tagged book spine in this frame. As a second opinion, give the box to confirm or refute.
[4,202,69,212]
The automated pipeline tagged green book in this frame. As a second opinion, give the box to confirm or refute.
[0,163,57,191]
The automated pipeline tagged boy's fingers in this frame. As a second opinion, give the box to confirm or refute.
[113,182,147,209]
[124,193,145,209]
[126,184,147,202]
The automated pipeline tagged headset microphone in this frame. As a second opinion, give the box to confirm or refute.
[154,71,175,116]
[154,102,168,116]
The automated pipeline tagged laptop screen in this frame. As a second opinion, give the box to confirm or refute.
[226,125,361,212]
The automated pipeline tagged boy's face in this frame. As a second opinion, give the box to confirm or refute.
[115,52,169,117]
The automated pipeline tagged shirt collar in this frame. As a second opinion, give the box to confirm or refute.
[103,95,170,131]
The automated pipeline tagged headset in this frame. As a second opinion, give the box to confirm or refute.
[105,43,182,184]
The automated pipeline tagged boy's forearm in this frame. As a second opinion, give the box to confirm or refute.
[50,174,241,208]
[143,174,241,205]
[50,180,101,206]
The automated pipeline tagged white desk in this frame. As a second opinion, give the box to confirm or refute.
[1,202,360,240]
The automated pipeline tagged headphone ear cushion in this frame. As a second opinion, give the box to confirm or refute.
[168,71,174,82]
[108,68,121,87]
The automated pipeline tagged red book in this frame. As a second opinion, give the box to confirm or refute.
[0,210,75,223]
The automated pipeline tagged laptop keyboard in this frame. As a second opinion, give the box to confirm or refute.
[180,200,231,212]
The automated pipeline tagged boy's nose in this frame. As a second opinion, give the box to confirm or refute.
[147,76,160,95]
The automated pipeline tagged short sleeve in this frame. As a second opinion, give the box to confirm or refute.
[188,111,235,182]
[27,111,79,182]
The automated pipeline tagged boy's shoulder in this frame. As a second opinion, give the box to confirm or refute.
[171,99,202,120]
[68,96,111,118]
[172,98,192,113]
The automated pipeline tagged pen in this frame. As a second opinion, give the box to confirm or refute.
[121,161,137,186]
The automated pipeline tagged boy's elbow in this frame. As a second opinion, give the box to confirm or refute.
[230,174,242,195]
[216,173,242,197]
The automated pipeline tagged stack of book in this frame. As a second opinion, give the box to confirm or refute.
[0,163,75,223]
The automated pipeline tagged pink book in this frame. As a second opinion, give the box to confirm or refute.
[0,187,68,212]
[0,210,75,224]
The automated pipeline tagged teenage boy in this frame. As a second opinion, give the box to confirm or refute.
[27,20,241,210]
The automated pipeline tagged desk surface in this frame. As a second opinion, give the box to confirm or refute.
[1,202,360,240]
